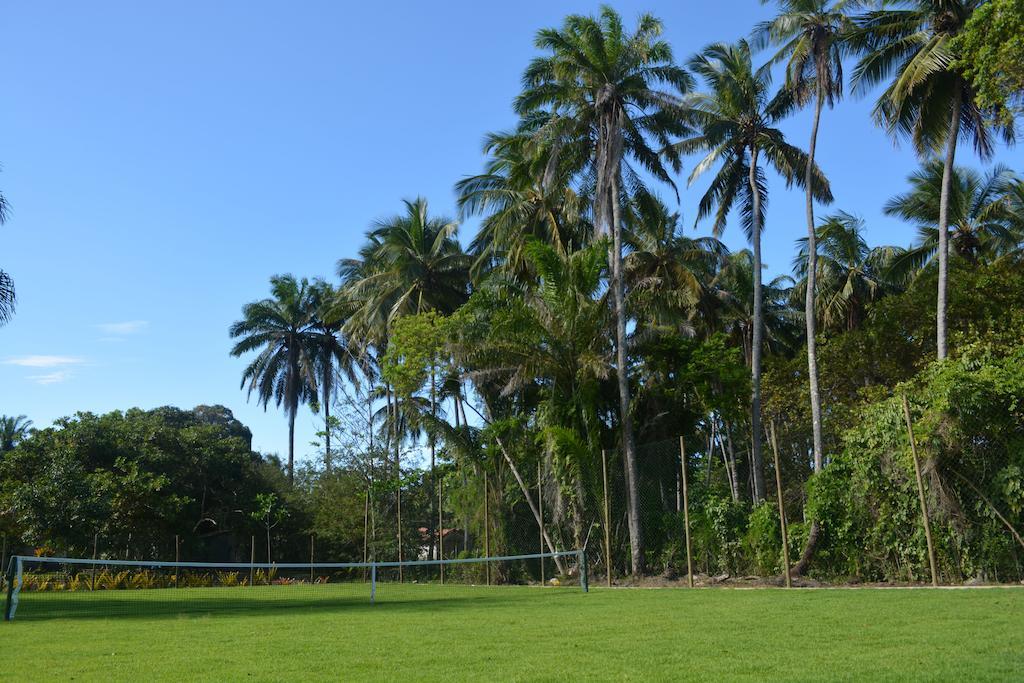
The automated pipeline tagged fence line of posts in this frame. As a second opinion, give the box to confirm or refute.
[438,478,444,586]
[483,471,490,586]
[601,449,612,588]
[174,534,180,588]
[679,437,694,589]
[16,406,950,590]
[538,462,545,585]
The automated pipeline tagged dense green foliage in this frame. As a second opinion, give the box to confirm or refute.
[953,0,1024,125]
[809,349,1024,581]
[0,406,303,560]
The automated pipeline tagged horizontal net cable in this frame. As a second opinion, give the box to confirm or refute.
[12,549,579,570]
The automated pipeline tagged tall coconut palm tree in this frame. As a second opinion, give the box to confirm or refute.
[793,212,905,332]
[884,162,1020,276]
[850,0,1015,360]
[675,40,831,502]
[514,6,692,575]
[230,275,319,483]
[309,279,359,471]
[0,414,32,453]
[755,0,851,474]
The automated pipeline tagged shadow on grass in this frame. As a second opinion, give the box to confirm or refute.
[7,584,579,623]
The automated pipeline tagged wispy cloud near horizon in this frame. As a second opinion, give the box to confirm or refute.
[96,320,148,335]
[4,355,84,368]
[28,370,73,385]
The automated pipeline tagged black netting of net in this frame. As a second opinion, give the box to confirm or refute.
[3,551,587,622]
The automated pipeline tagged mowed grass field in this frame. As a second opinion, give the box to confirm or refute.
[4,583,1023,681]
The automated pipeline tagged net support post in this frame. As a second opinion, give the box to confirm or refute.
[4,556,19,622]
[4,556,15,621]
[370,562,377,604]
[578,549,588,593]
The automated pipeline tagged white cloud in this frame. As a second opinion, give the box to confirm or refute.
[96,320,148,335]
[28,370,72,385]
[4,355,84,368]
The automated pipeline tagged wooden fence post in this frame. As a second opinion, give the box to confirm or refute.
[439,478,444,585]
[91,533,99,591]
[768,422,791,588]
[538,462,545,585]
[174,534,180,589]
[362,489,370,582]
[679,437,694,589]
[901,395,939,587]
[310,534,315,583]
[483,471,491,586]
[601,449,613,587]
[249,535,255,587]
[397,470,403,583]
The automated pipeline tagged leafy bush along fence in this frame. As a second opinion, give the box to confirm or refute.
[13,567,283,592]
[6,427,1020,590]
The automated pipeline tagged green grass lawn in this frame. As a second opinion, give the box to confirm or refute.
[4,584,1023,681]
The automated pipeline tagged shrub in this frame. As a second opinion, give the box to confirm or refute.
[744,503,781,576]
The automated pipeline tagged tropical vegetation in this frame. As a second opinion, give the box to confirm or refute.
[3,2,1023,586]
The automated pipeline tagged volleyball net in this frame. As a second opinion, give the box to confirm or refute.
[3,550,588,621]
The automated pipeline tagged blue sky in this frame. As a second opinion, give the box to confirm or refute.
[1,1,1016,462]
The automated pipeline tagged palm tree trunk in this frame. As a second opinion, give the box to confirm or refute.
[286,347,299,485]
[722,425,739,503]
[453,390,461,430]
[747,148,766,503]
[595,102,642,576]
[287,406,296,485]
[805,86,825,473]
[367,384,375,489]
[457,391,468,428]
[610,170,643,576]
[792,516,821,576]
[937,87,962,361]
[795,84,827,574]
[323,369,332,471]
